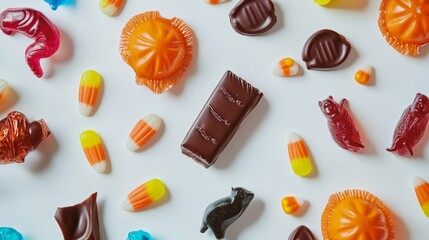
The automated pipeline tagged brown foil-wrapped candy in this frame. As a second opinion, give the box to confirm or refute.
[0,111,50,164]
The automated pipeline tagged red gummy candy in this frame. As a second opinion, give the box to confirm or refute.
[387,93,429,156]
[319,96,364,152]
[0,8,60,78]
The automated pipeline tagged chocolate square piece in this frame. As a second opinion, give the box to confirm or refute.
[181,71,263,168]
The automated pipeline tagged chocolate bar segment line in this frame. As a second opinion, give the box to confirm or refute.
[181,70,263,168]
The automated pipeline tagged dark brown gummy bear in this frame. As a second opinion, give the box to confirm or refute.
[288,225,315,240]
[54,192,100,240]
[29,121,43,148]
[302,29,351,70]
[229,0,277,36]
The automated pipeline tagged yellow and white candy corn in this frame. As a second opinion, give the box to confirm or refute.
[126,114,162,152]
[99,0,125,16]
[354,64,372,85]
[0,79,9,99]
[80,130,107,173]
[414,176,429,217]
[288,132,312,177]
[204,0,229,4]
[281,196,304,214]
[273,58,299,77]
[79,70,102,116]
[122,178,166,212]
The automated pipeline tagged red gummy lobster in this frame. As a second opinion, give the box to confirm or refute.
[319,96,364,152]
[387,93,429,156]
[0,8,60,78]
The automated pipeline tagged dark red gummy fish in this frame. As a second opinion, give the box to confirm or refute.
[319,96,364,152]
[387,93,429,156]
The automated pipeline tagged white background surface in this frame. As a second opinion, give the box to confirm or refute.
[0,0,428,239]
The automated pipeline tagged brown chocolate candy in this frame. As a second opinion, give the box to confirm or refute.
[54,192,100,240]
[302,29,351,70]
[181,70,263,168]
[288,225,315,240]
[229,0,277,36]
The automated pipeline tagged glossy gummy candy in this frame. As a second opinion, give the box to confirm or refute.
[281,196,304,215]
[99,0,125,16]
[314,0,332,5]
[413,176,429,217]
[205,0,229,4]
[80,130,108,173]
[79,70,102,116]
[126,114,162,151]
[0,79,8,99]
[319,96,364,152]
[387,93,429,156]
[0,227,23,240]
[0,8,60,78]
[44,0,66,10]
[287,132,312,177]
[122,179,166,211]
[126,230,153,240]
[0,111,50,164]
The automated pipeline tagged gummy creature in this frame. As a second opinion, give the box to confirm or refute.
[44,0,66,10]
[126,230,153,240]
[0,227,23,240]
[319,96,364,152]
[0,8,60,78]
[387,93,429,156]
[0,111,50,164]
[200,187,254,239]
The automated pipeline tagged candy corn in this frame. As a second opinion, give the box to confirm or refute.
[281,196,304,214]
[99,0,125,16]
[314,0,332,5]
[80,130,107,174]
[287,132,312,177]
[204,0,229,4]
[126,114,162,152]
[0,79,8,99]
[273,58,299,77]
[414,176,429,217]
[354,64,372,85]
[122,179,166,212]
[78,70,102,116]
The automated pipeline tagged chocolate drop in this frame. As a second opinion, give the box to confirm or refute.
[288,225,315,240]
[29,121,43,148]
[229,0,277,36]
[302,29,351,70]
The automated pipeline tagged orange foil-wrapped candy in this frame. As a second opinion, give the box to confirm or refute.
[322,189,395,240]
[120,11,194,94]
[379,0,429,55]
[0,111,50,164]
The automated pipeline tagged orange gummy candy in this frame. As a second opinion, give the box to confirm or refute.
[120,11,193,94]
[321,190,395,240]
[379,0,429,55]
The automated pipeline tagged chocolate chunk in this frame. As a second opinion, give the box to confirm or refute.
[181,70,263,168]
[29,121,43,148]
[302,29,351,70]
[229,0,277,36]
[54,192,100,240]
[200,187,254,239]
[288,225,315,240]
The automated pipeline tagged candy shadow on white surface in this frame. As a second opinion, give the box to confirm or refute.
[394,212,410,240]
[292,200,310,218]
[43,28,74,79]
[214,97,269,169]
[0,87,19,113]
[98,199,108,240]
[325,0,369,10]
[25,133,59,173]
[262,2,284,36]
[225,198,265,240]
[337,46,359,71]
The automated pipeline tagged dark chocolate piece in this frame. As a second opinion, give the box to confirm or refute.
[181,70,263,168]
[288,225,315,240]
[54,192,100,240]
[200,187,254,239]
[302,29,351,70]
[229,0,277,36]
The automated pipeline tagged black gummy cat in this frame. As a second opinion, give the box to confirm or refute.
[200,187,254,239]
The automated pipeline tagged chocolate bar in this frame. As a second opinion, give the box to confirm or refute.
[181,70,263,168]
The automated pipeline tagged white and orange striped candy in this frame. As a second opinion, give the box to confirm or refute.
[273,58,299,77]
[281,196,304,215]
[288,132,312,177]
[78,70,102,116]
[0,79,9,99]
[80,130,107,173]
[122,178,166,212]
[99,0,125,16]
[126,114,162,152]
[414,176,429,217]
[354,64,373,85]
[204,0,229,4]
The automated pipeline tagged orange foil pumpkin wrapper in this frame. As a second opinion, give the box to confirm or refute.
[321,189,395,240]
[379,0,429,55]
[120,11,194,94]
